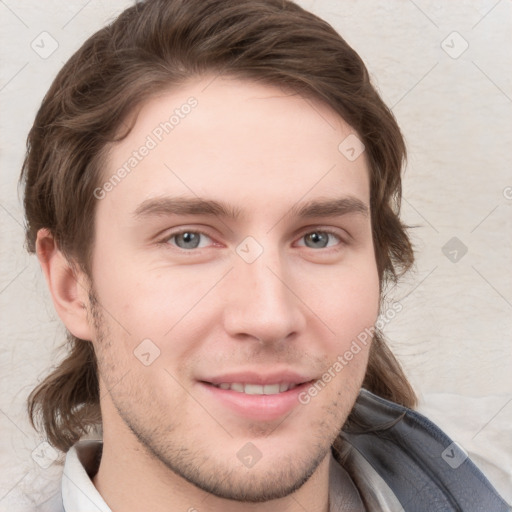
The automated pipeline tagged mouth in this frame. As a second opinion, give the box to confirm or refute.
[197,374,316,422]
[208,382,301,394]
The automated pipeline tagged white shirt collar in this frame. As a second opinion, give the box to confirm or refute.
[61,441,111,512]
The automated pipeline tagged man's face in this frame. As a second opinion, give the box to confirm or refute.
[87,76,379,501]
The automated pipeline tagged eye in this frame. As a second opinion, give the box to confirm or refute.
[296,230,342,249]
[165,230,213,250]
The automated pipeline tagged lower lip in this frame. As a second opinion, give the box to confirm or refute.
[198,381,313,422]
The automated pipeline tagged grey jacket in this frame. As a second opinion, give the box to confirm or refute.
[337,389,511,511]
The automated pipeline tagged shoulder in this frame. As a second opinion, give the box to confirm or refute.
[338,389,511,512]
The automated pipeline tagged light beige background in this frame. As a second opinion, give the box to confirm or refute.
[1,0,511,508]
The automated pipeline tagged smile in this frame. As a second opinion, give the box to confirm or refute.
[211,382,299,394]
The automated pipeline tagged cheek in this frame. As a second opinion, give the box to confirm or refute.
[90,257,216,373]
[308,257,380,344]
[90,244,177,337]
[302,270,378,407]
[308,265,380,393]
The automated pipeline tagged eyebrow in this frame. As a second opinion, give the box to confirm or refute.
[290,196,369,219]
[133,197,243,220]
[132,196,369,222]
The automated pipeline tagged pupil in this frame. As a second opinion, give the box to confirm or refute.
[306,232,327,248]
[178,232,199,248]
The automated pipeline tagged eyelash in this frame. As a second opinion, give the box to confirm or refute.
[158,227,347,253]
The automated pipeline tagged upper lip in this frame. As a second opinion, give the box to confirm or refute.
[200,370,315,386]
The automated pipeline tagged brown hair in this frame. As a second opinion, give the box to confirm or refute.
[21,0,416,452]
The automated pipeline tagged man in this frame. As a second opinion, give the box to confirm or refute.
[20,0,509,510]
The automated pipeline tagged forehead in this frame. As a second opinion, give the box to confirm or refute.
[98,76,370,220]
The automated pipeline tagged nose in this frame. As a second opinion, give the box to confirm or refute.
[222,247,306,345]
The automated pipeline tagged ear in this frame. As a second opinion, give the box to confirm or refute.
[36,228,94,340]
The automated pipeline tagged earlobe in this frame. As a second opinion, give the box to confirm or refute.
[36,228,93,341]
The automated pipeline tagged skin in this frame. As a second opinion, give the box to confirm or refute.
[37,76,380,512]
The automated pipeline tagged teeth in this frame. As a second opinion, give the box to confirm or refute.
[213,382,298,394]
[244,384,264,395]
[263,384,280,395]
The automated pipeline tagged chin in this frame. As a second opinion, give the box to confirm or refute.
[179,452,325,503]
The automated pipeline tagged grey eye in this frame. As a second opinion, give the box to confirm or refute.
[303,232,331,249]
[173,231,202,249]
